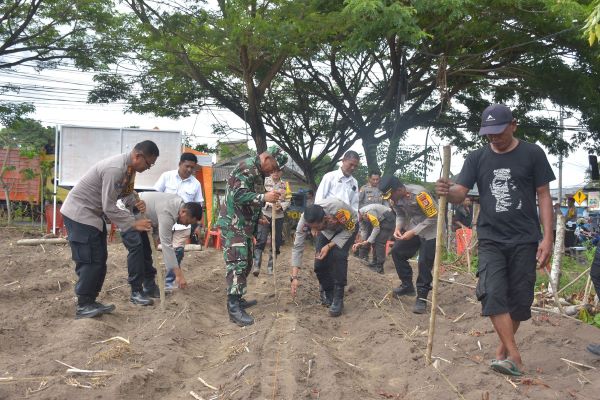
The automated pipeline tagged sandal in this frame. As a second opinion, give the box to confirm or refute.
[490,359,524,377]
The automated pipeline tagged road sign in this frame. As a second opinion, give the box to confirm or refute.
[573,190,587,205]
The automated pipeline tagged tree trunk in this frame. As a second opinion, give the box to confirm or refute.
[0,146,13,225]
[361,138,379,173]
[384,133,401,175]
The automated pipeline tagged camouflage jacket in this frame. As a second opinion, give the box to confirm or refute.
[216,156,266,236]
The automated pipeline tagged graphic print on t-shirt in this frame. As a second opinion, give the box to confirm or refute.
[490,168,521,212]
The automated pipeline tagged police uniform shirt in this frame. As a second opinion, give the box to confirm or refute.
[154,169,203,231]
[393,184,438,240]
[359,184,384,208]
[359,203,394,243]
[291,198,357,267]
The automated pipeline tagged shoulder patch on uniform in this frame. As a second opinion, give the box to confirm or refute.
[367,213,379,227]
[335,209,356,231]
[416,192,438,218]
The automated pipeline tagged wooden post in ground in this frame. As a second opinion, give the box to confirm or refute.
[550,214,565,292]
[544,212,565,314]
[426,145,451,365]
[272,206,277,290]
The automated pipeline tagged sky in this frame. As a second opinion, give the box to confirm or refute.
[0,62,592,195]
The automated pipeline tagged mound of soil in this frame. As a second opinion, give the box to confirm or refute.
[1,226,599,399]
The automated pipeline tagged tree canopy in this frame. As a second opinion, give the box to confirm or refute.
[0,0,127,124]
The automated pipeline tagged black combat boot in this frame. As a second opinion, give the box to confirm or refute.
[93,301,115,314]
[228,295,254,326]
[368,262,384,274]
[239,298,258,308]
[329,285,345,317]
[266,253,274,275]
[319,286,333,307]
[130,290,154,306]
[143,281,161,298]
[75,296,105,319]
[392,281,415,298]
[413,290,429,314]
[252,248,263,277]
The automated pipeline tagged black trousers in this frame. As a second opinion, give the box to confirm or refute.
[358,224,373,259]
[255,217,284,254]
[121,230,157,292]
[391,236,436,293]
[314,231,357,289]
[63,216,108,305]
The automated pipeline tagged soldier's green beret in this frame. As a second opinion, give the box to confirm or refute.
[267,145,288,168]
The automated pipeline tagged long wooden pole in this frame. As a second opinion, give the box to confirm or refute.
[134,193,165,310]
[272,205,277,289]
[426,145,451,365]
[550,214,565,292]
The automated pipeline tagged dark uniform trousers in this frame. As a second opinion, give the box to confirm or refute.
[371,219,395,266]
[121,230,157,291]
[391,235,436,293]
[63,216,108,305]
[358,224,373,260]
[255,217,284,254]
[314,230,357,289]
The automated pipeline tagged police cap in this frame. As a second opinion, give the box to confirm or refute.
[378,175,404,200]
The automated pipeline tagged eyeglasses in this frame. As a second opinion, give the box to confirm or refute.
[139,153,155,169]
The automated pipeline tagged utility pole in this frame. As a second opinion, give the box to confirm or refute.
[558,106,564,205]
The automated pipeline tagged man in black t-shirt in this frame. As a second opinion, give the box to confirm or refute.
[436,104,554,377]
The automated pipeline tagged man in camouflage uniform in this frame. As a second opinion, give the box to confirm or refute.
[216,146,288,326]
[379,176,438,314]
[357,170,384,262]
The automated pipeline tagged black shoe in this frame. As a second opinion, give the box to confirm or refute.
[143,284,160,299]
[228,295,254,326]
[320,287,333,307]
[392,282,415,298]
[75,303,104,319]
[130,291,154,306]
[329,285,344,317]
[239,298,257,309]
[587,343,600,356]
[93,301,115,314]
[413,296,427,314]
[368,263,384,274]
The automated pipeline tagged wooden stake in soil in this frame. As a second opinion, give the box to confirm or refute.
[272,205,277,290]
[426,145,451,365]
[134,192,165,310]
[550,214,565,292]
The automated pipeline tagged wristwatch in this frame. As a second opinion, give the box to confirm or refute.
[290,276,299,282]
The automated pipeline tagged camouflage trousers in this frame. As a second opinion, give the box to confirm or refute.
[221,229,253,296]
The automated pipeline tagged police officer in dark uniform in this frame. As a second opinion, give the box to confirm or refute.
[357,171,384,262]
[379,176,438,314]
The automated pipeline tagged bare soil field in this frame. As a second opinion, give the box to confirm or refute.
[1,226,599,400]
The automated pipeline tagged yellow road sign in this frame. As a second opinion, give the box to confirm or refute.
[573,190,587,205]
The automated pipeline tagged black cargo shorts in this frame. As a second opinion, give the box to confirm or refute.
[476,239,538,321]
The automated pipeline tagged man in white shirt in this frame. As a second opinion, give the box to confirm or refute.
[153,152,204,289]
[315,151,360,214]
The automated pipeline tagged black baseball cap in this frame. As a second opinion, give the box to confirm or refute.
[479,104,514,135]
[378,175,404,200]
